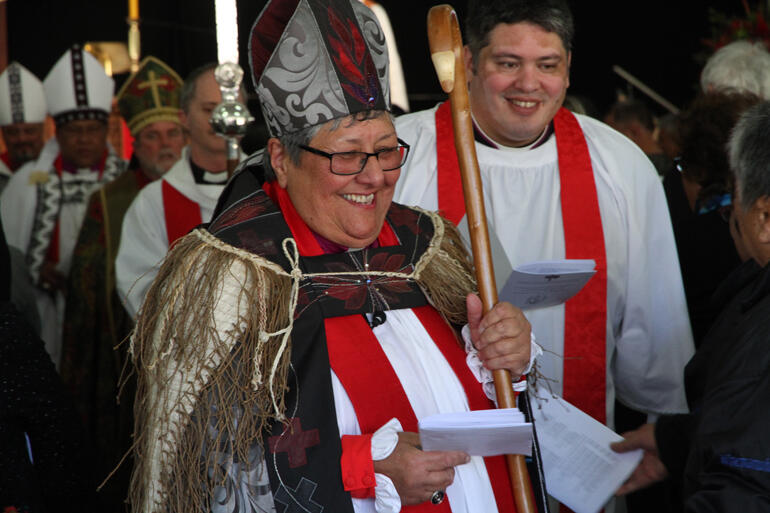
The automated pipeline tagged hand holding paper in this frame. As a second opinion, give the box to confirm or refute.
[418,408,533,457]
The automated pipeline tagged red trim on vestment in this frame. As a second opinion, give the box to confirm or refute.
[0,152,15,171]
[412,306,520,511]
[340,434,376,498]
[435,102,608,424]
[325,308,518,512]
[325,314,453,512]
[121,118,134,161]
[553,108,607,424]
[435,101,465,225]
[161,180,202,247]
[262,181,398,255]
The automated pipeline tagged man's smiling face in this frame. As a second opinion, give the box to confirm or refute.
[466,22,571,147]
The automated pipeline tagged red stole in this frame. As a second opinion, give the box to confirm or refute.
[0,152,15,172]
[435,101,608,424]
[161,180,202,246]
[263,181,518,512]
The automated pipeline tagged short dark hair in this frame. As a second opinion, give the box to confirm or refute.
[465,0,574,62]
[606,99,655,132]
[729,101,770,209]
[180,62,218,114]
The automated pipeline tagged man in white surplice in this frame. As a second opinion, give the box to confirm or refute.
[393,0,694,429]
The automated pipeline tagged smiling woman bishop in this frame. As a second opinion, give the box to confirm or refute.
[127,1,543,513]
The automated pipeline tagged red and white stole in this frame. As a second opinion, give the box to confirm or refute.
[263,181,519,512]
[434,101,608,424]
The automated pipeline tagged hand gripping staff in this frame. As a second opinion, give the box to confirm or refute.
[427,6,536,513]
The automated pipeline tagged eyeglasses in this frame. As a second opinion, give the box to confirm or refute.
[299,138,410,175]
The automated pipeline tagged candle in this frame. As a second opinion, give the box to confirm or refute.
[128,0,139,20]
[215,0,239,64]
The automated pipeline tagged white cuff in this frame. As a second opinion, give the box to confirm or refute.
[374,473,401,513]
[461,325,542,401]
[372,418,403,513]
[371,417,402,461]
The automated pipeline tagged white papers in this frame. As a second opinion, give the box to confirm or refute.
[532,394,643,513]
[418,408,533,457]
[498,259,596,310]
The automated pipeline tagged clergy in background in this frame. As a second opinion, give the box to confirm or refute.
[0,62,47,192]
[59,56,185,512]
[0,45,126,368]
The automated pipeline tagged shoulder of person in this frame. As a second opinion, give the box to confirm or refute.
[395,105,440,134]
[574,113,661,184]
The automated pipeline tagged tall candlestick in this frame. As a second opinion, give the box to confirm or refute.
[215,0,239,64]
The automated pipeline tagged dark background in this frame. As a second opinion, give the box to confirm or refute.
[6,0,746,118]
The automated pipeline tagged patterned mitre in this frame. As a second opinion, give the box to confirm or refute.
[0,62,47,126]
[249,0,391,136]
[44,44,115,126]
[116,56,183,136]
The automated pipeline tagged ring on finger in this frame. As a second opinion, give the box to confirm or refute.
[431,490,445,505]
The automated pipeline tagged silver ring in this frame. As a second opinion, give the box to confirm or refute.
[431,490,445,505]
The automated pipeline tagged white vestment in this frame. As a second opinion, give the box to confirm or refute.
[393,106,695,421]
[116,147,226,318]
[0,138,126,366]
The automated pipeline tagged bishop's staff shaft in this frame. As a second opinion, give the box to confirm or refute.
[427,6,536,513]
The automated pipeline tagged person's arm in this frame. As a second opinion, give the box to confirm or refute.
[682,369,770,512]
[610,147,694,415]
[115,184,168,318]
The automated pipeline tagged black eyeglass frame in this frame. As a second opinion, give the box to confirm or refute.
[299,138,411,176]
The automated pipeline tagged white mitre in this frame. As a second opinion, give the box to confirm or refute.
[44,44,114,125]
[0,62,47,126]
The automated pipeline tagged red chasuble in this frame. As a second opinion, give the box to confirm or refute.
[434,101,608,424]
[263,181,518,513]
[161,180,202,246]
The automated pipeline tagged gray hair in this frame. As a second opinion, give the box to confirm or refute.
[701,41,770,100]
[465,0,574,63]
[728,101,770,209]
[262,110,394,182]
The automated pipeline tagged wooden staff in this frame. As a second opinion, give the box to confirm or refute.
[427,5,536,513]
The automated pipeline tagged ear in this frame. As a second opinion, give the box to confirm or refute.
[754,195,770,244]
[463,45,475,80]
[267,138,290,188]
[566,51,572,89]
[179,110,189,132]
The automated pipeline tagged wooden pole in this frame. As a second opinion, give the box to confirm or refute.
[427,5,536,513]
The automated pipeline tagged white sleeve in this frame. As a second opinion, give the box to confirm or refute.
[115,184,169,319]
[461,324,540,401]
[611,153,694,415]
[0,165,37,255]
